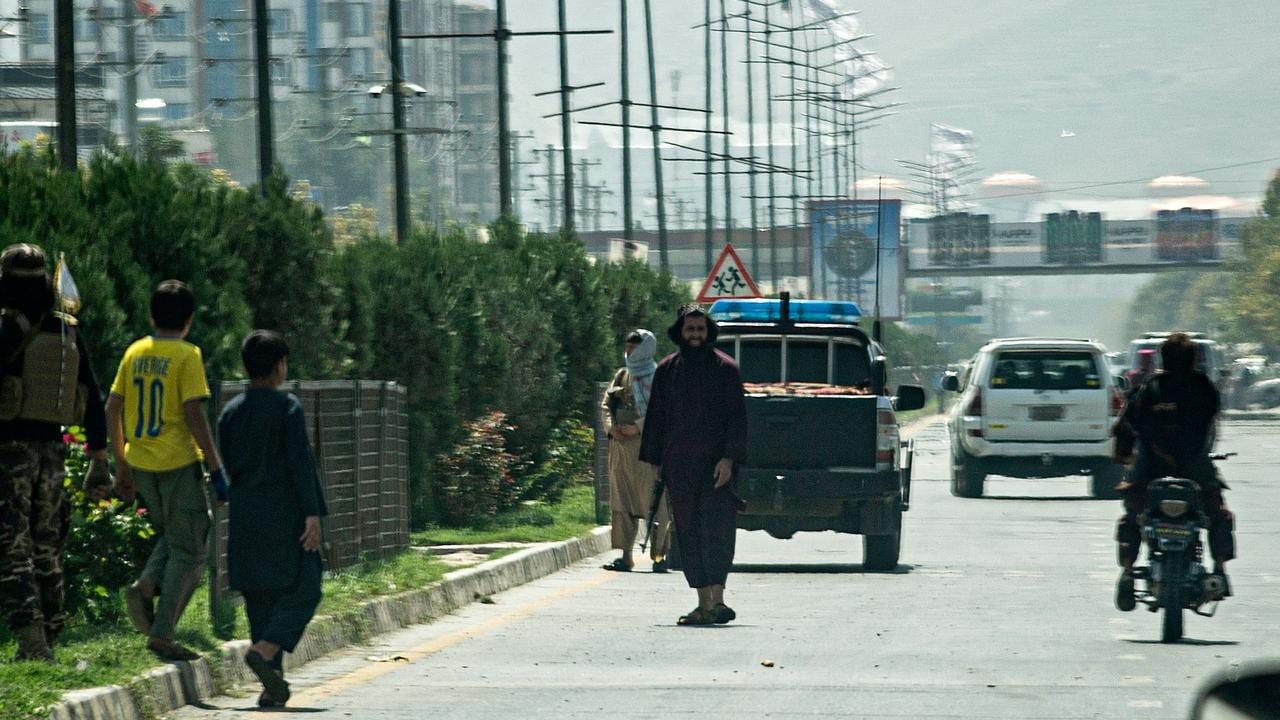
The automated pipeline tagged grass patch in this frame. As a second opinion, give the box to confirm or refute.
[0,551,456,720]
[412,482,597,546]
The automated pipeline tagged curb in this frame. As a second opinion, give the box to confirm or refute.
[47,526,612,720]
[1222,410,1280,421]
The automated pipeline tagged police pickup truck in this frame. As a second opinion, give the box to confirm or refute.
[709,296,925,571]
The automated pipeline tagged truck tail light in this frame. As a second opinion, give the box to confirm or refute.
[1110,387,1124,416]
[876,409,896,466]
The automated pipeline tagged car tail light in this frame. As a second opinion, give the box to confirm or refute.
[1110,387,1124,416]
[876,409,896,466]
[966,389,983,416]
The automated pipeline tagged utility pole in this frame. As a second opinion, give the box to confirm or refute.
[120,0,137,151]
[557,0,575,232]
[403,2,608,223]
[388,0,411,241]
[251,0,274,190]
[54,0,76,170]
[762,0,778,286]
[510,131,537,219]
[718,0,732,244]
[642,0,667,263]
[496,0,512,216]
[703,0,714,271]
[743,4,758,269]
[619,0,633,241]
[575,157,602,229]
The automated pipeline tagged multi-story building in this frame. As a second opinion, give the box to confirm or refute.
[404,0,498,222]
[10,1,497,220]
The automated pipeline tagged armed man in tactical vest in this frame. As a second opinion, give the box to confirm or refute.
[0,244,111,662]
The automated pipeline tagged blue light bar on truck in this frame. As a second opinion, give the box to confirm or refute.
[709,299,863,324]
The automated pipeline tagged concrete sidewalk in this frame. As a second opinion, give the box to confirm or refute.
[46,527,611,720]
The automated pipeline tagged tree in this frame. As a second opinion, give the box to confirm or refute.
[1226,171,1280,352]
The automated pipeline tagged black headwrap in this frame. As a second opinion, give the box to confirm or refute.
[666,303,719,345]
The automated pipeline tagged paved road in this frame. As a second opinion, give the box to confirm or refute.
[169,419,1280,719]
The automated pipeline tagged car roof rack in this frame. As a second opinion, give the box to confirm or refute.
[1141,331,1208,339]
[989,336,1101,345]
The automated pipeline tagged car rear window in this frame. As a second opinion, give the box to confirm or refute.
[989,351,1101,390]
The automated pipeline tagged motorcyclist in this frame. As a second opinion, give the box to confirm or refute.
[1112,333,1234,612]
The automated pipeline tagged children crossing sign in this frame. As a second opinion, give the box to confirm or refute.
[697,244,762,302]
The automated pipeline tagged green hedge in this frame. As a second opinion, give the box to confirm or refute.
[0,145,690,528]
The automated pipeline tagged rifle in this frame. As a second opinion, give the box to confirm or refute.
[638,477,666,554]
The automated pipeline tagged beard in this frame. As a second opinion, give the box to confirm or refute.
[678,338,713,361]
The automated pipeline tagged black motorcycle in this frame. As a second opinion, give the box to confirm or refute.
[1131,454,1232,643]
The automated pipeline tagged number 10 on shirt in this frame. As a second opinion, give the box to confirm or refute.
[133,377,165,438]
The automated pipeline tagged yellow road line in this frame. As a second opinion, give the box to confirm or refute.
[289,570,617,704]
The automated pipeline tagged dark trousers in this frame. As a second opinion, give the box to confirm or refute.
[1116,453,1235,567]
[242,552,322,670]
[667,475,739,589]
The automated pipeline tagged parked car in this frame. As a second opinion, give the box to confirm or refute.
[943,337,1124,499]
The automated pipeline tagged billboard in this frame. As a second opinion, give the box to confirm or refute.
[1155,208,1217,261]
[905,209,1240,274]
[927,213,991,266]
[809,199,903,318]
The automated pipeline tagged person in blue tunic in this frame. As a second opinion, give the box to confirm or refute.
[217,330,328,707]
[639,304,748,626]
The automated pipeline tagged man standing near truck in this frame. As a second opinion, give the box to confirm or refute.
[640,304,748,626]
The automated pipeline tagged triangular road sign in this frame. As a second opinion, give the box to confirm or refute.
[697,244,762,303]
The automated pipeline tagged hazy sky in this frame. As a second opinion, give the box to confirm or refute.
[483,0,1280,224]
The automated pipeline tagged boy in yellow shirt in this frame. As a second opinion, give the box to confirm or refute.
[106,280,228,661]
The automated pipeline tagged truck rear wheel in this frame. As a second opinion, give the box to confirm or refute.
[863,529,901,572]
[950,457,985,498]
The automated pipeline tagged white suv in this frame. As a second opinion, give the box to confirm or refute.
[943,338,1124,499]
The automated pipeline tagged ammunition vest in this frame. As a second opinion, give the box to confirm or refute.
[0,310,87,426]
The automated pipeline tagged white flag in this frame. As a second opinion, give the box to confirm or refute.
[797,0,891,100]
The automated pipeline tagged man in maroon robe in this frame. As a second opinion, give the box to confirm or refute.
[640,304,748,626]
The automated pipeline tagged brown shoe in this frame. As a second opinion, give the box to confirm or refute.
[147,636,200,662]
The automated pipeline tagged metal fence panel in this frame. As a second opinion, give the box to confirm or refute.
[211,380,411,597]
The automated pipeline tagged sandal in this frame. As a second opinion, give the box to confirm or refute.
[602,558,633,572]
[711,603,736,624]
[245,650,291,706]
[677,607,714,626]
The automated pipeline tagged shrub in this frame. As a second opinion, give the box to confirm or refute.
[60,432,157,625]
[519,417,594,505]
[434,412,527,527]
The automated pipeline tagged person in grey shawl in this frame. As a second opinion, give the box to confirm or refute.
[600,329,672,572]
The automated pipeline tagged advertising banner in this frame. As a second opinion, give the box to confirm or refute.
[809,200,903,319]
[905,210,1241,274]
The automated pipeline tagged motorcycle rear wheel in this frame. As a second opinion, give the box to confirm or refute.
[1160,553,1186,643]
